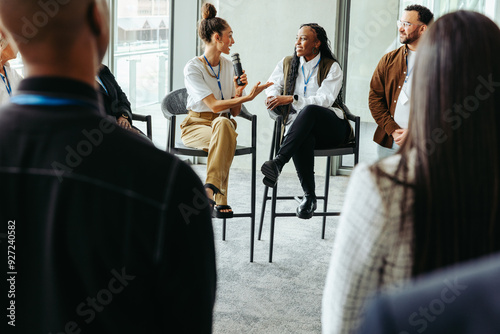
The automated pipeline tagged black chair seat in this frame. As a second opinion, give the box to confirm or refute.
[172,142,255,156]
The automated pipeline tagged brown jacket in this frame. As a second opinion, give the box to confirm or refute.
[369,45,409,148]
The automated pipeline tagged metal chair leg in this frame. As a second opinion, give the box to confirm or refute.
[269,185,278,263]
[250,148,256,263]
[259,120,278,241]
[258,185,269,240]
[222,218,226,240]
[322,157,331,239]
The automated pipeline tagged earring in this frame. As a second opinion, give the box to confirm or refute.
[312,47,319,55]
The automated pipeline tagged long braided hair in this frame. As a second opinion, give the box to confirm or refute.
[285,23,344,106]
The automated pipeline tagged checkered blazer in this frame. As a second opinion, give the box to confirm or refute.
[322,154,415,334]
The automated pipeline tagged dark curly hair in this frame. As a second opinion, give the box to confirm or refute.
[198,3,229,44]
[285,23,343,106]
[405,4,434,25]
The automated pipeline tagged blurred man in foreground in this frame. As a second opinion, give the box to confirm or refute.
[0,1,216,332]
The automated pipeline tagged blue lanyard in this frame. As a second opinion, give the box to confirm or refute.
[11,94,99,111]
[96,76,108,95]
[203,55,224,100]
[1,66,12,96]
[301,57,321,97]
[404,53,414,84]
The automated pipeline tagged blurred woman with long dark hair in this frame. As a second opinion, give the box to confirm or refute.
[322,11,500,334]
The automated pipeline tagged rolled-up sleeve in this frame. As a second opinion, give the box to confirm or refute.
[184,61,213,104]
[265,58,285,97]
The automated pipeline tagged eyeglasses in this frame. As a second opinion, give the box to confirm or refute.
[397,20,423,28]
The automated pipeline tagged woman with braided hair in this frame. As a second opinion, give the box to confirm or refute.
[262,23,352,219]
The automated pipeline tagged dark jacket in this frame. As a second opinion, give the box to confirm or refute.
[358,253,500,334]
[98,64,133,122]
[0,77,216,333]
[369,45,409,148]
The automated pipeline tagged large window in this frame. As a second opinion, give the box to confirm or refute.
[113,0,171,109]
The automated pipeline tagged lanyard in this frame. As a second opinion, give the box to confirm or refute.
[301,57,321,97]
[1,66,12,96]
[96,76,108,95]
[404,53,414,84]
[11,94,99,111]
[203,55,224,100]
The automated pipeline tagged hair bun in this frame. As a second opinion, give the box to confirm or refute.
[202,3,217,20]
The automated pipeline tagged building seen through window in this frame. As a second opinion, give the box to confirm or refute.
[114,0,170,108]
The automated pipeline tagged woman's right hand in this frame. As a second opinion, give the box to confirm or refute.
[247,81,274,101]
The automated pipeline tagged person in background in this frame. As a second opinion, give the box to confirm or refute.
[322,10,500,334]
[97,64,144,136]
[183,3,272,218]
[261,23,352,219]
[0,0,216,332]
[0,34,22,105]
[369,4,433,159]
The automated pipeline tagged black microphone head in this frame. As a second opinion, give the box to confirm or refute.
[231,53,240,62]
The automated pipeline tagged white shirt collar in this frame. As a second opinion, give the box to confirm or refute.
[300,52,322,67]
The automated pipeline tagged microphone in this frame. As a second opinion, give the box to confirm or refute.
[231,53,245,86]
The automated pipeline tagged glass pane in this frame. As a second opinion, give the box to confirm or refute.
[114,0,170,108]
[344,0,400,122]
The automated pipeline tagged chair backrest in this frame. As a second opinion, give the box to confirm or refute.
[131,114,153,140]
[162,88,189,117]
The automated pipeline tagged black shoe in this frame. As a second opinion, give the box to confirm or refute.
[261,159,282,188]
[296,194,317,219]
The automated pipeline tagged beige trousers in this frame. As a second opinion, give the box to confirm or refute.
[180,111,237,205]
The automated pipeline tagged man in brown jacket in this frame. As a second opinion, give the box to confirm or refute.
[369,4,433,158]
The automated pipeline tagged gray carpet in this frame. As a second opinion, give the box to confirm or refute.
[190,164,350,334]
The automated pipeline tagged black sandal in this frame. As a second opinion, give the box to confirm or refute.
[204,183,233,219]
[215,205,234,219]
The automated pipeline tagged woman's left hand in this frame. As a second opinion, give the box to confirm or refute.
[234,70,248,95]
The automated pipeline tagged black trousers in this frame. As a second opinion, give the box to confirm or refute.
[277,104,350,196]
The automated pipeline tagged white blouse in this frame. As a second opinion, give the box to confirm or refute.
[184,56,236,114]
[265,52,344,126]
[0,63,23,106]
